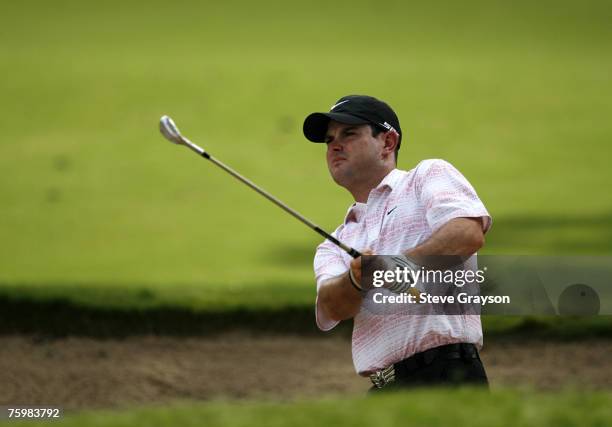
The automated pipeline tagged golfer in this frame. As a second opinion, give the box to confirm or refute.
[303,95,492,390]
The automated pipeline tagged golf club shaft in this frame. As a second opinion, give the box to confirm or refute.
[178,135,362,259]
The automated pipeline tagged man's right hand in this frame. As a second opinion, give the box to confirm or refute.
[356,253,423,296]
[349,249,374,289]
[318,249,372,321]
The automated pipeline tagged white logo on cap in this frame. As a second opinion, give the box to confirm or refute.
[330,100,350,111]
[380,122,398,134]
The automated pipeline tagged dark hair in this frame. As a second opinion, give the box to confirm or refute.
[370,125,401,162]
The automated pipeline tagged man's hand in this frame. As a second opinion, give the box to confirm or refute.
[353,252,421,295]
[349,249,373,289]
[318,249,372,322]
[380,255,420,294]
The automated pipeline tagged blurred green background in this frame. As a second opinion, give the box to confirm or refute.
[1,0,611,308]
[1,1,611,425]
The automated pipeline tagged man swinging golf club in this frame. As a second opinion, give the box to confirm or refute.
[303,95,492,390]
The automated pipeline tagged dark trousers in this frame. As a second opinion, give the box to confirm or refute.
[369,343,488,393]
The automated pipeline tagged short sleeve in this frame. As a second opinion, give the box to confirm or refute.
[313,230,350,331]
[416,159,492,233]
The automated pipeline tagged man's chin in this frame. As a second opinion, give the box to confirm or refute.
[329,166,353,187]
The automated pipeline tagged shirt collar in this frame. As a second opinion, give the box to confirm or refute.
[344,202,365,224]
[343,169,403,224]
[376,168,403,191]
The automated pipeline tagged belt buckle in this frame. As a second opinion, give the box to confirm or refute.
[370,365,396,389]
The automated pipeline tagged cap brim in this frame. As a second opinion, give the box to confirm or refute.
[303,112,370,143]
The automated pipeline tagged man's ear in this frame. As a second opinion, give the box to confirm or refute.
[382,130,399,158]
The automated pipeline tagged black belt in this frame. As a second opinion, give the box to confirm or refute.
[370,343,479,388]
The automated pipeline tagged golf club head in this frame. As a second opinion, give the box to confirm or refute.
[159,115,184,145]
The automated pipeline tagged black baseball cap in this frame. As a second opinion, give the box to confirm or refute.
[303,95,402,146]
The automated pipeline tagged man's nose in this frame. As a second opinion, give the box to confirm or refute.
[329,140,344,151]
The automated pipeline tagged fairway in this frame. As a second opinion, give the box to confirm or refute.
[1,0,611,426]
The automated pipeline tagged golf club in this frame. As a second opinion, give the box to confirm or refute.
[159,115,362,259]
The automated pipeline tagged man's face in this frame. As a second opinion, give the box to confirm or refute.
[325,121,386,188]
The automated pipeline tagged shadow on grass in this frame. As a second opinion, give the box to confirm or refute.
[0,292,611,340]
[0,293,352,338]
[485,212,612,253]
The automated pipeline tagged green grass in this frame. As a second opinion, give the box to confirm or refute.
[1,0,611,307]
[7,389,611,427]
